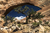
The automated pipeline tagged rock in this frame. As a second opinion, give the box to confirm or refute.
[35,19,39,22]
[0,28,3,30]
[7,28,12,32]
[11,26,16,30]
[3,29,8,33]
[0,29,8,33]
[0,0,50,19]
[4,26,8,29]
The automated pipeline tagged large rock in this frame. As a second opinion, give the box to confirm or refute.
[0,29,8,33]
[0,0,50,16]
[0,0,50,26]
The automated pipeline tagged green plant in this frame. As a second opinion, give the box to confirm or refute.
[14,22,16,24]
[32,22,39,27]
[2,16,5,18]
[45,22,49,24]
[14,6,44,24]
[11,17,15,22]
[3,22,8,26]
[18,24,21,27]
[39,20,42,24]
